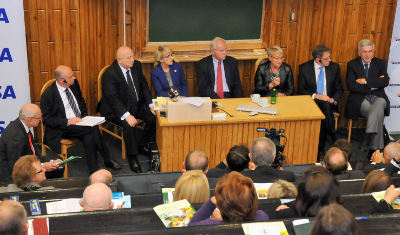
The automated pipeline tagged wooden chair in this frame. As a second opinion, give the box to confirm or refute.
[97,65,126,159]
[334,111,339,132]
[347,117,366,142]
[40,79,81,178]
[254,55,269,74]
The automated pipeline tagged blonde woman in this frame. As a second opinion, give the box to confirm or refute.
[174,170,209,204]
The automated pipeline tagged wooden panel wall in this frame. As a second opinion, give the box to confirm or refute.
[25,0,397,141]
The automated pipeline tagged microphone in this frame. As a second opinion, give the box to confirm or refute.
[63,79,68,84]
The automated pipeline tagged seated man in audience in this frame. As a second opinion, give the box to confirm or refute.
[0,200,28,235]
[89,169,113,186]
[196,37,243,99]
[182,149,209,174]
[0,104,63,184]
[371,142,400,176]
[323,147,365,180]
[207,145,251,178]
[79,183,114,211]
[1,155,56,192]
[242,137,295,182]
[41,65,122,174]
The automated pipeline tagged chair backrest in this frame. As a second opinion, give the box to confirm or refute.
[254,55,269,74]
[40,79,56,147]
[97,65,110,103]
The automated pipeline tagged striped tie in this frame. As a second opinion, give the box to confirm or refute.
[65,89,81,118]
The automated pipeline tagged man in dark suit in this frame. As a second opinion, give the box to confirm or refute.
[298,44,343,158]
[99,46,156,173]
[370,142,400,176]
[41,65,121,174]
[196,37,243,99]
[323,147,365,180]
[0,104,63,184]
[345,39,390,157]
[242,137,295,183]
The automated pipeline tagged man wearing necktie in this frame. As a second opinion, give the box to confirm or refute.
[0,104,64,184]
[345,39,390,158]
[196,37,243,99]
[298,45,343,160]
[99,46,156,173]
[41,66,122,174]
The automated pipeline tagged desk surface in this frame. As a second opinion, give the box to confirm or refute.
[157,96,325,126]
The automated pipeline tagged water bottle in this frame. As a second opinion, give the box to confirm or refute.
[271,88,276,104]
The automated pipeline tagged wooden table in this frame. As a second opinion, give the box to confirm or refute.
[156,96,325,172]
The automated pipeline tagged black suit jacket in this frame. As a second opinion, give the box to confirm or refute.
[0,118,49,183]
[297,60,343,103]
[41,80,88,153]
[345,57,390,119]
[333,170,366,180]
[241,165,295,183]
[100,60,153,121]
[253,61,294,96]
[196,55,243,98]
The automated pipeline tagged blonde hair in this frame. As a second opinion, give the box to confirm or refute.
[267,180,298,199]
[174,170,210,204]
[267,46,283,57]
[154,45,173,62]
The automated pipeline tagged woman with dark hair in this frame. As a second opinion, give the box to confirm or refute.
[188,171,269,226]
[311,204,363,235]
[361,171,392,193]
[276,166,342,218]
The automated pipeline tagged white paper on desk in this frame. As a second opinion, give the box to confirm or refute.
[242,221,287,235]
[46,198,83,214]
[112,192,124,209]
[75,116,105,127]
[177,97,206,107]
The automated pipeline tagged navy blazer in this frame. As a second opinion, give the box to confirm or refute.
[150,62,188,97]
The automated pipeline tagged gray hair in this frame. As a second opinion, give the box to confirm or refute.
[210,37,225,50]
[312,44,330,60]
[54,70,63,80]
[358,39,375,51]
[267,46,283,57]
[384,142,400,160]
[250,137,276,166]
[19,104,40,120]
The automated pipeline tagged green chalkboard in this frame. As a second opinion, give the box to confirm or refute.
[149,0,263,42]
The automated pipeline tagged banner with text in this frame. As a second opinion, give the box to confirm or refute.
[0,0,30,136]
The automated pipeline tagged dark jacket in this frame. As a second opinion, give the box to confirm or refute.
[253,61,294,96]
[241,165,295,183]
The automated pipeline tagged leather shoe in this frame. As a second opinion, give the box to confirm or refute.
[105,160,123,170]
[129,156,142,173]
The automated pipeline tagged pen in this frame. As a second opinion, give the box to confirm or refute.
[355,217,367,220]
[120,201,125,207]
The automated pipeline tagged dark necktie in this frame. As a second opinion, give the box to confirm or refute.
[364,63,369,77]
[126,70,138,101]
[65,89,81,118]
[27,130,35,154]
[216,61,224,98]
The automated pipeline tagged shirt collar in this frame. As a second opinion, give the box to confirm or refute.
[314,60,323,70]
[55,80,67,92]
[212,56,222,64]
[118,63,129,75]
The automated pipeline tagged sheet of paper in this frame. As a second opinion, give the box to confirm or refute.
[122,195,132,209]
[46,199,83,214]
[75,116,105,127]
[177,97,206,107]
[242,221,288,235]
[112,192,124,209]
[253,183,273,199]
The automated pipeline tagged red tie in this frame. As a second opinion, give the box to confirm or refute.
[27,131,35,154]
[217,61,224,99]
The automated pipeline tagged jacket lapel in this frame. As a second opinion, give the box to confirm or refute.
[207,56,215,87]
[223,59,231,88]
[308,61,317,91]
[51,83,67,118]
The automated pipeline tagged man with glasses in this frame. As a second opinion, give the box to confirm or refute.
[0,104,64,184]
[196,37,243,99]
[298,44,343,160]
[345,39,390,158]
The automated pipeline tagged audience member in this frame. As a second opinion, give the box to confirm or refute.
[267,180,297,199]
[79,183,114,211]
[253,45,294,96]
[182,149,209,173]
[0,200,28,235]
[207,145,250,178]
[174,170,210,204]
[242,137,295,182]
[371,142,400,176]
[151,45,188,97]
[333,138,353,161]
[298,44,343,159]
[41,65,122,174]
[196,37,243,99]
[371,185,400,213]
[276,166,342,218]
[323,147,365,180]
[311,204,364,235]
[345,39,390,158]
[0,104,63,184]
[188,172,269,226]
[99,46,156,173]
[89,169,113,185]
[361,171,392,193]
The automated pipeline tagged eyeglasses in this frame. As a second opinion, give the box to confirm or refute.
[360,50,374,55]
[321,55,332,61]
[34,167,44,174]
[163,54,173,59]
[270,56,284,61]
[29,117,42,120]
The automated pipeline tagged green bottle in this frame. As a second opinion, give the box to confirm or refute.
[271,88,276,104]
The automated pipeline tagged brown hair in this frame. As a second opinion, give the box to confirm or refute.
[174,170,210,204]
[268,180,298,199]
[361,171,392,193]
[0,200,28,235]
[12,155,40,188]
[214,171,258,222]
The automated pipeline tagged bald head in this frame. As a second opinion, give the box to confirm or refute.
[54,65,75,88]
[384,142,400,162]
[0,200,28,235]
[80,183,113,211]
[323,147,348,175]
[19,104,42,128]
[250,137,276,166]
[89,169,113,185]
[184,150,209,172]
[116,46,135,70]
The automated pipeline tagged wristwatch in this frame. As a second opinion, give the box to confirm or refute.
[364,80,367,84]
